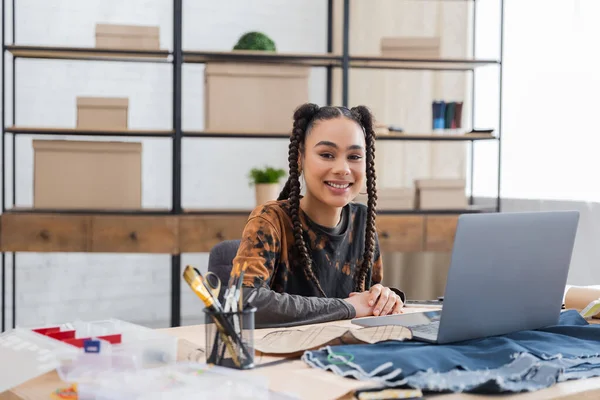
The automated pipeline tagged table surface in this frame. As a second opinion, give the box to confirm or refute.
[3,306,600,400]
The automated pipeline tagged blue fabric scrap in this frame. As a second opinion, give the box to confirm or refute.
[301,310,600,393]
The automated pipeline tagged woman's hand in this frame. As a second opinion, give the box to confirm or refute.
[349,284,404,317]
[343,291,376,318]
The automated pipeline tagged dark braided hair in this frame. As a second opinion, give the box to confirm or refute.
[350,106,378,292]
[278,103,378,296]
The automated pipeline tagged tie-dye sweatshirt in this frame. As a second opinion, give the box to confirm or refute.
[232,199,404,328]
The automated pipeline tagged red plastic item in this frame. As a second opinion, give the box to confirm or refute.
[32,326,61,335]
[63,334,122,348]
[63,338,90,348]
[31,326,123,348]
[46,330,76,341]
[97,334,122,344]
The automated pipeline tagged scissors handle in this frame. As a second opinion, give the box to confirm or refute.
[202,271,222,302]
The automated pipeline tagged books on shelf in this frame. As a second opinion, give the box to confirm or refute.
[432,100,463,131]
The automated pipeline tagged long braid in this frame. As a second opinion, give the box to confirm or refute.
[281,103,327,297]
[350,106,378,292]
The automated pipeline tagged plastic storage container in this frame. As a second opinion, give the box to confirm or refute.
[20,318,178,385]
[0,327,80,393]
[69,318,177,365]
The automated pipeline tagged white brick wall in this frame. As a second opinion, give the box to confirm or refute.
[1,0,327,328]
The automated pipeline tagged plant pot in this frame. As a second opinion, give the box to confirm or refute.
[255,183,280,206]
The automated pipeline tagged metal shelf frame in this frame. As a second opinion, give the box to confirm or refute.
[0,0,504,331]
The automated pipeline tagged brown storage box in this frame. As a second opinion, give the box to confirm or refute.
[415,179,467,210]
[204,62,310,133]
[33,140,142,209]
[77,97,128,130]
[95,23,160,50]
[355,187,414,210]
[374,122,390,135]
[381,37,440,59]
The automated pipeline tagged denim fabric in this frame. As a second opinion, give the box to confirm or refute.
[302,310,600,393]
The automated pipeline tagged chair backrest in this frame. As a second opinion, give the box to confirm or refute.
[207,239,241,302]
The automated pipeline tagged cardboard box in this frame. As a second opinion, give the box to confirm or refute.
[415,178,467,210]
[77,97,128,130]
[355,187,414,210]
[374,122,390,135]
[204,62,310,133]
[33,140,142,209]
[380,37,440,59]
[95,23,160,50]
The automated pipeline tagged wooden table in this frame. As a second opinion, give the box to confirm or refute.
[3,307,600,400]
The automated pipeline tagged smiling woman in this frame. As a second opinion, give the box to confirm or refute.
[231,103,406,328]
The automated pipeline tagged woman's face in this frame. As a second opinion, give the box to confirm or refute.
[300,117,366,209]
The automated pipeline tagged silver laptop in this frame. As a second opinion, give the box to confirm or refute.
[353,211,580,344]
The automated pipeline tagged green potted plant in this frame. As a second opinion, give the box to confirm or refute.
[233,31,277,52]
[248,166,286,206]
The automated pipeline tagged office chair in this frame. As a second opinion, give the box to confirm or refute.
[207,239,241,302]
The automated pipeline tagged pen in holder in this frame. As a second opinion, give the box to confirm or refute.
[204,307,256,370]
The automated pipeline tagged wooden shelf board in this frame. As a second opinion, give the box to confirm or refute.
[6,126,174,137]
[182,207,493,216]
[183,49,340,67]
[377,133,497,141]
[7,128,494,141]
[4,207,173,215]
[183,131,496,141]
[349,55,500,71]
[377,207,493,215]
[6,45,500,71]
[3,205,493,217]
[6,45,498,70]
[184,50,499,71]
[183,209,253,215]
[6,45,171,62]
[183,131,290,139]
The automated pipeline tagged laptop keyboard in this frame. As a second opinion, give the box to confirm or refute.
[411,321,440,336]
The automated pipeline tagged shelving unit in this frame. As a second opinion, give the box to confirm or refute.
[1,0,503,331]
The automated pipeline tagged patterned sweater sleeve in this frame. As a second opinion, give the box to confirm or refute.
[232,215,281,289]
[232,213,356,328]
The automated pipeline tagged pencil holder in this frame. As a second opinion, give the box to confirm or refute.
[203,307,256,370]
